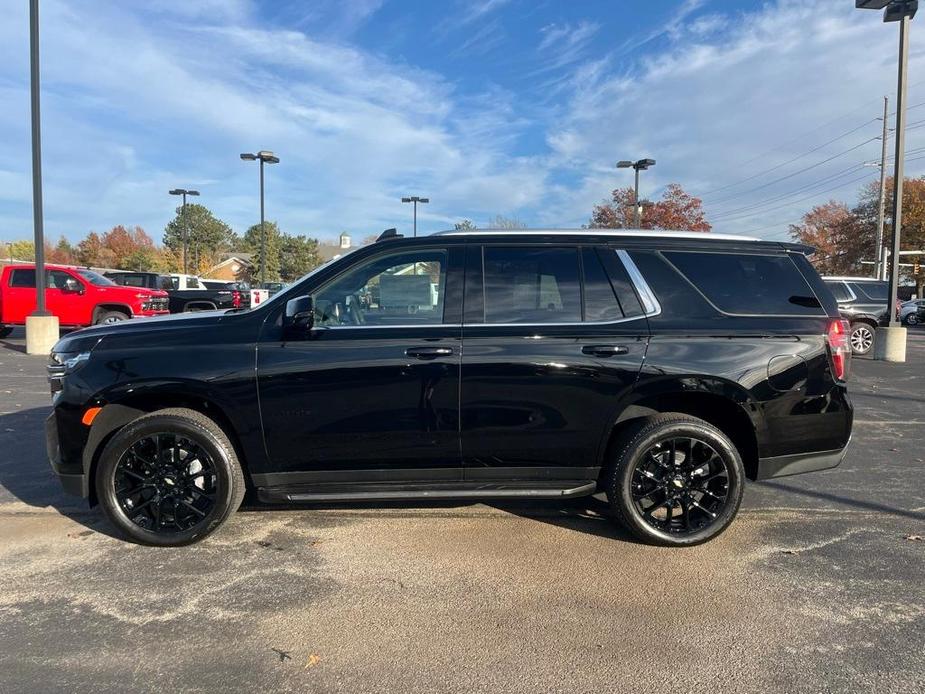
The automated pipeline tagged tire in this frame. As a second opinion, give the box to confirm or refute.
[604,413,745,547]
[0,326,12,339]
[905,312,920,326]
[94,408,246,546]
[849,322,875,355]
[94,310,129,325]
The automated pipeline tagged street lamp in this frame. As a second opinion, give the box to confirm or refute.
[168,188,199,274]
[241,150,280,285]
[401,196,429,237]
[856,0,917,361]
[616,158,656,227]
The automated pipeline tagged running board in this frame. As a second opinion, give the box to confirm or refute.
[257,481,598,504]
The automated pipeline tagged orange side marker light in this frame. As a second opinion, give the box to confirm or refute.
[82,407,103,426]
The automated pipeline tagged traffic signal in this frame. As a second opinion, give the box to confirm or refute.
[914,257,921,275]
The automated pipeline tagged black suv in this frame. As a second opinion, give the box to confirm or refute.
[821,277,891,356]
[45,230,853,547]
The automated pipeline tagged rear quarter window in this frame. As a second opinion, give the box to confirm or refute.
[663,251,824,316]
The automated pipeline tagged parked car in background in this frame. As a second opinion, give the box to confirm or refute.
[821,277,896,355]
[106,272,244,313]
[0,264,168,337]
[900,298,925,325]
[260,281,285,296]
[46,229,852,548]
[105,271,171,291]
[202,280,251,309]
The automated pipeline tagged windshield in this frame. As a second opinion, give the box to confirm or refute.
[77,269,116,286]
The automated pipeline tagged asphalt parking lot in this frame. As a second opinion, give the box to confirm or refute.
[1,327,923,693]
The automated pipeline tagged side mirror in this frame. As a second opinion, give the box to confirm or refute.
[64,278,83,294]
[284,295,314,337]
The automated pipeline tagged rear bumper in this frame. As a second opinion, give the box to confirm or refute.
[45,412,89,498]
[755,443,850,481]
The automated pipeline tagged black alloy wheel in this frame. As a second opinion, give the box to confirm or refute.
[96,408,245,546]
[606,413,745,546]
[630,437,729,536]
[114,432,218,533]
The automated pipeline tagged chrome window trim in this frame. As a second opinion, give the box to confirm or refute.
[616,249,661,317]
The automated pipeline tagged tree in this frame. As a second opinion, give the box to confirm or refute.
[163,204,237,270]
[7,240,35,261]
[489,215,526,229]
[789,201,870,275]
[279,234,322,281]
[591,183,710,231]
[76,232,115,268]
[455,219,477,230]
[243,221,282,282]
[46,236,76,264]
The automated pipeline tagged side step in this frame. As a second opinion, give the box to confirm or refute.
[257,481,598,504]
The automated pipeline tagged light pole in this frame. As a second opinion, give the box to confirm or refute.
[616,158,656,227]
[241,151,279,285]
[168,188,199,274]
[401,196,429,237]
[856,0,917,361]
[25,0,58,354]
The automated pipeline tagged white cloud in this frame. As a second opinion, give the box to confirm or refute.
[539,0,925,237]
[0,0,544,242]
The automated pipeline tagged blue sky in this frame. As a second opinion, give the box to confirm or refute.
[1,0,924,245]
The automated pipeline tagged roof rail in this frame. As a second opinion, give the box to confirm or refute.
[377,228,403,242]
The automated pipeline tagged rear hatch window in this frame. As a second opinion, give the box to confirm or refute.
[663,251,825,316]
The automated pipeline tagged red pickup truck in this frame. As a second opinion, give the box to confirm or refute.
[0,264,170,337]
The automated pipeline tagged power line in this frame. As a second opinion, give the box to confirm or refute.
[699,119,879,201]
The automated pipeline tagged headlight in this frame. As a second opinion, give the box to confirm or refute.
[49,351,91,374]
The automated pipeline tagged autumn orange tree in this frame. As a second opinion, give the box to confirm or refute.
[590,183,711,232]
[790,177,925,289]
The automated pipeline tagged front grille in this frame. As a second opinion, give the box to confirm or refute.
[143,298,169,312]
[47,362,65,393]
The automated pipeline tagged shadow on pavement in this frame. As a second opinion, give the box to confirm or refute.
[0,339,27,355]
[759,479,925,522]
[0,406,116,538]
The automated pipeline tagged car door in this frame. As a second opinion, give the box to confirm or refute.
[255,245,465,487]
[44,270,86,325]
[459,244,650,483]
[3,268,37,324]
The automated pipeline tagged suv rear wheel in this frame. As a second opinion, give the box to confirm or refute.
[94,408,245,546]
[849,322,875,355]
[0,326,12,339]
[605,414,745,547]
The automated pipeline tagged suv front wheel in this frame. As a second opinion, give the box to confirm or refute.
[605,414,745,547]
[94,408,246,546]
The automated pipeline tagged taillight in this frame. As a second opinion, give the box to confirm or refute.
[232,290,241,308]
[826,319,851,381]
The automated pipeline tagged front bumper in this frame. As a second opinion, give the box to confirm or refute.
[755,443,850,481]
[45,412,89,498]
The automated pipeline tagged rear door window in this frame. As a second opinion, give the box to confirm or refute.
[664,251,824,316]
[483,247,581,324]
[581,247,624,322]
[848,282,888,301]
[825,281,852,302]
[9,269,36,288]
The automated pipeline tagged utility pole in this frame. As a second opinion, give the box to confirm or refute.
[875,96,889,281]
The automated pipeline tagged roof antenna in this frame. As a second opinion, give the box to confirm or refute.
[377,228,403,242]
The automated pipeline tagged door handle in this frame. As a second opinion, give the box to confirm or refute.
[405,346,454,359]
[582,345,629,357]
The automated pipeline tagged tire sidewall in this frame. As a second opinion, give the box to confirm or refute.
[611,419,745,547]
[850,323,874,355]
[95,414,237,546]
